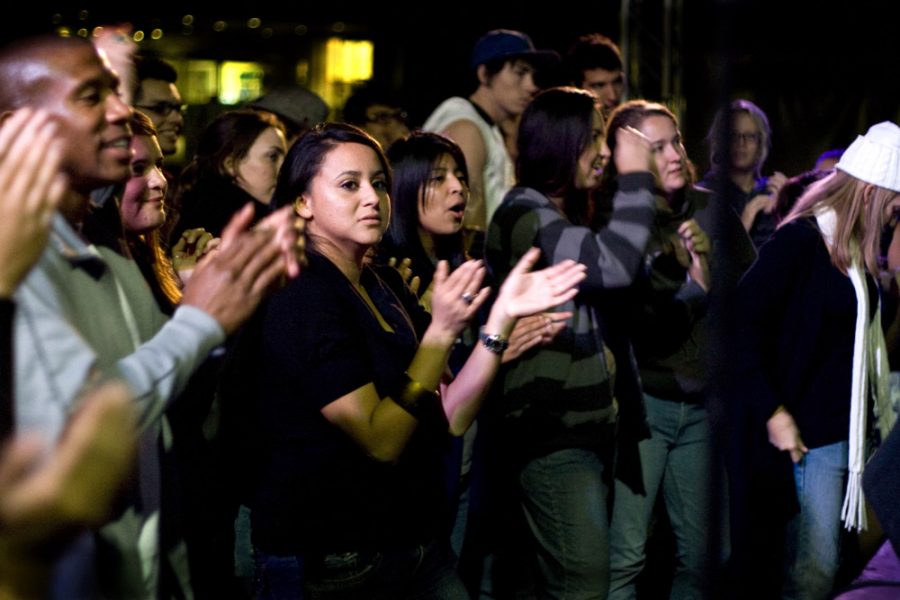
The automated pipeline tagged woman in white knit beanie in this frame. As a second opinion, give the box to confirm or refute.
[733,121,900,599]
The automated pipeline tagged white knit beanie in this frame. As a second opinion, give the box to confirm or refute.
[836,121,900,192]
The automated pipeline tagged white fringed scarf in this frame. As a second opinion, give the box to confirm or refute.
[815,208,896,531]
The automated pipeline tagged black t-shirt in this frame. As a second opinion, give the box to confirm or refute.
[247,251,447,555]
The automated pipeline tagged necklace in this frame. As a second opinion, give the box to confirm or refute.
[351,280,395,334]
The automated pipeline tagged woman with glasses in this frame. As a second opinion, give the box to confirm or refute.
[700,99,787,248]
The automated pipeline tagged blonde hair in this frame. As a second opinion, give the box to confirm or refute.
[782,169,897,275]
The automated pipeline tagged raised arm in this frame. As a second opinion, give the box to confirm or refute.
[533,126,658,290]
[116,205,296,428]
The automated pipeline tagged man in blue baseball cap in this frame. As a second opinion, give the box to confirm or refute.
[424,29,559,245]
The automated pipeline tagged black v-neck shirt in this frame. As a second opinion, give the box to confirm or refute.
[247,251,448,555]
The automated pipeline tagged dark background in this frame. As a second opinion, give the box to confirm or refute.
[9,1,900,177]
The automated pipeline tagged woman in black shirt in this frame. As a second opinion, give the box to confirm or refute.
[246,123,585,599]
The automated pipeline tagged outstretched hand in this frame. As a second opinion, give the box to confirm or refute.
[495,247,586,320]
[91,25,138,105]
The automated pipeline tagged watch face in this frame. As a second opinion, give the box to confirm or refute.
[480,331,509,354]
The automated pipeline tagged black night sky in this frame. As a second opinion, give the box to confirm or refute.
[8,1,900,177]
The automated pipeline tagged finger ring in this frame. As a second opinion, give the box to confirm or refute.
[461,292,475,305]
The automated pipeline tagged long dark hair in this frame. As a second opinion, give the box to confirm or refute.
[381,132,467,283]
[274,123,391,257]
[273,122,391,208]
[176,109,284,203]
[516,86,596,199]
[172,109,286,239]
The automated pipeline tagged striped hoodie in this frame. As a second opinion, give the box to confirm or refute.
[485,173,657,459]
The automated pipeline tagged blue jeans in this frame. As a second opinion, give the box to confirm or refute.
[253,540,467,600]
[235,505,254,582]
[609,395,721,600]
[519,447,611,600]
[783,440,848,600]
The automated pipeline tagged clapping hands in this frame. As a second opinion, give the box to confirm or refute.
[0,108,67,298]
[494,247,586,321]
[425,248,585,350]
[427,259,490,345]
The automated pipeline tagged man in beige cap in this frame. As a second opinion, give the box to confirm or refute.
[250,85,329,146]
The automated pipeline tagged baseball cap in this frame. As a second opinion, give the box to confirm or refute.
[471,29,559,71]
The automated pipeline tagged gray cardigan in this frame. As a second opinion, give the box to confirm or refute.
[13,213,224,599]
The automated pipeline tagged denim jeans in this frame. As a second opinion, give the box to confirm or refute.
[235,505,254,582]
[783,440,848,600]
[253,539,468,600]
[608,394,720,600]
[519,447,611,600]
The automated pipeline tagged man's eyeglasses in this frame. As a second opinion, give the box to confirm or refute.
[366,109,407,125]
[135,102,187,117]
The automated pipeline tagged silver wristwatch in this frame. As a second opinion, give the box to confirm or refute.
[479,328,509,355]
